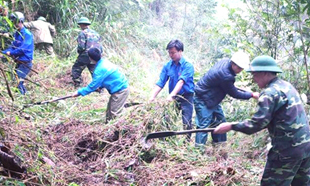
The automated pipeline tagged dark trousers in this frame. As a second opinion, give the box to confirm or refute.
[194,95,226,146]
[15,61,32,95]
[71,54,96,86]
[175,93,194,141]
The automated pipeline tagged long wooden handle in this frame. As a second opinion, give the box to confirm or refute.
[41,95,73,104]
[174,128,215,135]
[23,95,74,109]
[145,128,215,141]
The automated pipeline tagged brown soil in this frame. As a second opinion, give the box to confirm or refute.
[0,61,265,186]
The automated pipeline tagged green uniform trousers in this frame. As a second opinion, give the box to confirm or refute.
[261,156,310,186]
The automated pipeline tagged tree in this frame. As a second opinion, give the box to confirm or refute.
[224,0,310,93]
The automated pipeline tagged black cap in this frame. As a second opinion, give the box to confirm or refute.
[88,47,101,61]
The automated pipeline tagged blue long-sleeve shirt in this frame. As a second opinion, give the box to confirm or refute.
[3,27,34,62]
[78,58,128,96]
[156,57,194,95]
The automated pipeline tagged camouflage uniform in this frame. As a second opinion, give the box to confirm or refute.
[232,77,310,186]
[71,28,103,87]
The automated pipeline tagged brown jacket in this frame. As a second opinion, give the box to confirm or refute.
[24,20,56,44]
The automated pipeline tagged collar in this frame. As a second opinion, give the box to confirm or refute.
[170,57,185,66]
[18,26,26,32]
[266,77,279,87]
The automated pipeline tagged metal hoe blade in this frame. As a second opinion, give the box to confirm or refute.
[145,128,215,142]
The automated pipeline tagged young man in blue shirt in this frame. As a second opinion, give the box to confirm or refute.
[150,39,195,141]
[71,47,129,123]
[0,12,34,95]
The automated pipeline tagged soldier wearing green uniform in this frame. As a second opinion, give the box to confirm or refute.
[71,17,103,88]
[214,55,310,186]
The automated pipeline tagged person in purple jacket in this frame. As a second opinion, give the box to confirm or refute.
[194,51,259,147]
[70,47,129,123]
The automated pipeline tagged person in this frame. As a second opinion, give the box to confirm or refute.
[0,12,34,95]
[24,16,56,57]
[214,55,310,186]
[70,47,129,123]
[71,16,103,88]
[150,39,194,141]
[194,51,259,147]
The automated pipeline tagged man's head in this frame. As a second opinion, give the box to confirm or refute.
[166,40,183,63]
[230,51,250,74]
[88,47,101,62]
[77,17,91,29]
[9,12,24,30]
[246,55,282,88]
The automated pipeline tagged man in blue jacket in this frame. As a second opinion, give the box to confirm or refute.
[71,47,129,123]
[194,51,259,147]
[0,12,34,95]
[150,39,195,141]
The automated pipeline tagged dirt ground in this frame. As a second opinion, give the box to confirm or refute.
[0,63,265,186]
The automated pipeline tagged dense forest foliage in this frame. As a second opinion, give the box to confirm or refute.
[0,0,310,185]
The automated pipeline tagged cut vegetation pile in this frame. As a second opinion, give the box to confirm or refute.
[0,93,267,185]
[0,55,272,186]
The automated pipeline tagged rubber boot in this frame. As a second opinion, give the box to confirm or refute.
[18,81,26,95]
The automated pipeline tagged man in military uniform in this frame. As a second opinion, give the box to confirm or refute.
[71,17,103,88]
[214,55,310,186]
[24,16,56,56]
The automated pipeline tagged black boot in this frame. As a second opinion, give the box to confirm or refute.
[17,81,26,95]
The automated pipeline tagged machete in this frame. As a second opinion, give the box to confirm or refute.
[145,128,215,142]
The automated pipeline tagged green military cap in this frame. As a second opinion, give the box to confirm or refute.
[77,17,91,25]
[246,55,282,73]
[37,16,46,21]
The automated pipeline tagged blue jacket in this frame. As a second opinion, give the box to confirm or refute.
[156,57,194,95]
[195,58,252,108]
[78,58,128,96]
[3,27,34,62]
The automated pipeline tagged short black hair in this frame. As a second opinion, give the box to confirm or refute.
[88,47,101,61]
[166,40,184,51]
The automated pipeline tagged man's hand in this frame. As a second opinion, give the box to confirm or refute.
[5,51,10,56]
[166,94,175,102]
[0,33,10,37]
[252,92,260,99]
[71,91,79,97]
[214,122,237,134]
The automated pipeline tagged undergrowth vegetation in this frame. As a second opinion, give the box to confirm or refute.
[0,49,274,186]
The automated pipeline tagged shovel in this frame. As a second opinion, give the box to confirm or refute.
[145,128,215,142]
[23,95,74,109]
